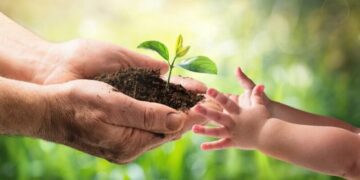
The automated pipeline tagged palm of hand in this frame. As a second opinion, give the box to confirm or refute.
[36,39,167,84]
[29,39,209,163]
[192,67,272,150]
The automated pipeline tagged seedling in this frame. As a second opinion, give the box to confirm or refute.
[137,35,217,88]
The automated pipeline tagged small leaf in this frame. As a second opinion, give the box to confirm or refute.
[178,56,217,74]
[137,41,169,61]
[176,46,190,58]
[176,34,183,54]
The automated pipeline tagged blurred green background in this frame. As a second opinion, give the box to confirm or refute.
[0,0,359,179]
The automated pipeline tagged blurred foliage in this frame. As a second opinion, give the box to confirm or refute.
[0,0,359,179]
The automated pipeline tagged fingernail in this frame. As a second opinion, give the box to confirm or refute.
[207,88,217,97]
[258,85,265,93]
[192,125,201,132]
[167,112,184,131]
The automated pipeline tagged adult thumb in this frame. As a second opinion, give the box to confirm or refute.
[129,100,186,133]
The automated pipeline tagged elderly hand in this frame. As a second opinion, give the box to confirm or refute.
[37,79,207,163]
[23,39,208,163]
[0,13,209,164]
[30,39,168,84]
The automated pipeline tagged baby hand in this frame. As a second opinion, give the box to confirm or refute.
[234,67,271,109]
[192,68,271,150]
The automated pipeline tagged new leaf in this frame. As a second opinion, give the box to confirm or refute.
[176,46,190,58]
[138,41,169,61]
[178,56,217,74]
[175,34,190,58]
[176,35,183,54]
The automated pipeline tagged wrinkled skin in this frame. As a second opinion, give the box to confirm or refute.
[33,39,169,84]
[29,39,209,163]
[0,11,210,164]
[38,79,209,164]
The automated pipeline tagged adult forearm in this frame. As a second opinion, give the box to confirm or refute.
[257,118,360,179]
[0,76,47,136]
[269,101,357,132]
[0,12,51,82]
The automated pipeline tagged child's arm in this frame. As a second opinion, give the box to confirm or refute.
[236,67,358,132]
[269,101,358,132]
[258,118,360,179]
[193,87,360,179]
[193,68,360,179]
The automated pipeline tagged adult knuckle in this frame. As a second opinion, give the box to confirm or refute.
[111,154,132,164]
[116,155,138,164]
[105,146,130,164]
[106,154,132,164]
[143,107,156,129]
[114,159,132,165]
[112,147,140,164]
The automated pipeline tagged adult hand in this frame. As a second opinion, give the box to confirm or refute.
[40,39,210,128]
[231,67,271,108]
[39,79,205,163]
[31,39,210,163]
[0,13,210,163]
[32,39,169,84]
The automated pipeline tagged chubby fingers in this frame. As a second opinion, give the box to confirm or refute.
[250,84,266,106]
[201,138,233,151]
[236,67,255,90]
[225,93,240,104]
[194,105,234,128]
[192,124,229,138]
[207,88,240,114]
[180,97,226,132]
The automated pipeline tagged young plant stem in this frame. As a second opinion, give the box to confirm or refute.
[166,55,178,89]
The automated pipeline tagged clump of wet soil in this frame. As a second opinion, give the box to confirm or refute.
[94,68,204,110]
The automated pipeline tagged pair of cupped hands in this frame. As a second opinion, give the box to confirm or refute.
[29,39,266,164]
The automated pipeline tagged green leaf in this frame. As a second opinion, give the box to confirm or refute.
[178,56,217,74]
[176,34,183,54]
[137,41,169,61]
[176,46,190,58]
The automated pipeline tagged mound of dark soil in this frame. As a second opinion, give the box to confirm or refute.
[94,68,204,110]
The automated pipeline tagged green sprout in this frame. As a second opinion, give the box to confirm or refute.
[137,34,218,88]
